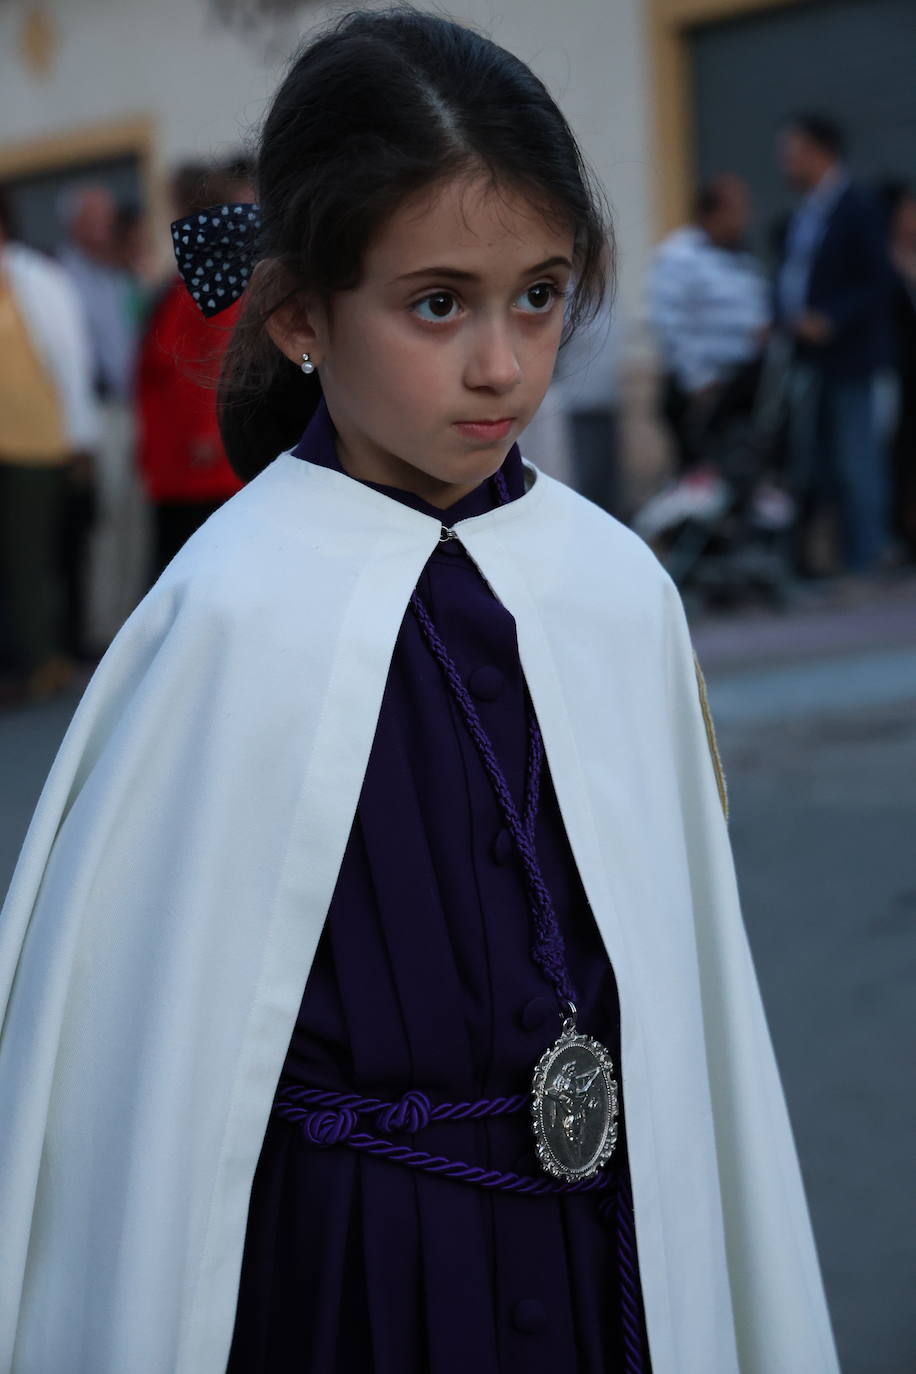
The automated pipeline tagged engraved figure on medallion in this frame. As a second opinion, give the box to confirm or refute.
[545,1057,602,1158]
[533,1031,619,1181]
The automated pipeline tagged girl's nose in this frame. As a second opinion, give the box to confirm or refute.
[464,322,523,393]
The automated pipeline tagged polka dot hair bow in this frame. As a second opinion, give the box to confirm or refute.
[170,202,261,317]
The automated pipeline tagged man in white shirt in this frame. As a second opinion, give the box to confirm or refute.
[648,176,771,473]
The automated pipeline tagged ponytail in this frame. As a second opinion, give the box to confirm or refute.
[218,270,323,483]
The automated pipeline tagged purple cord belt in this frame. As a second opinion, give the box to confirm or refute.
[272,1081,612,1197]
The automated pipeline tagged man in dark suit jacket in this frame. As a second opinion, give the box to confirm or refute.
[777,113,891,573]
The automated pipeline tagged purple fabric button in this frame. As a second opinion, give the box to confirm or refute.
[519,994,555,1032]
[490,828,513,864]
[511,1299,547,1334]
[468,665,505,701]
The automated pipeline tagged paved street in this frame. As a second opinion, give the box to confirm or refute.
[714,697,915,1374]
[696,583,916,1374]
[1,587,914,1374]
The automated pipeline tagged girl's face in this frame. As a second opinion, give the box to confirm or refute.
[272,175,575,509]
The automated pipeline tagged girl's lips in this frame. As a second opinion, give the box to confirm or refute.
[453,418,515,442]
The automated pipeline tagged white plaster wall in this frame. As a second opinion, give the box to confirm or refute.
[0,0,654,316]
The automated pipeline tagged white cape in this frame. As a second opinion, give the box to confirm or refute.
[0,455,838,1374]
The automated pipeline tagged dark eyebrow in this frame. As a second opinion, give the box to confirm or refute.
[392,255,574,285]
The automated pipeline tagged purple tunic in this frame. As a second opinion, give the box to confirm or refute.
[228,402,648,1373]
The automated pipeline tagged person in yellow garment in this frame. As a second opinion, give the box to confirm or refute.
[0,191,98,701]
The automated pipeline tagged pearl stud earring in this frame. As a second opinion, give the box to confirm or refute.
[301,353,316,375]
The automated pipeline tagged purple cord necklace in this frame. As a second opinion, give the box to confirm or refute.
[410,593,573,1005]
[408,471,619,1186]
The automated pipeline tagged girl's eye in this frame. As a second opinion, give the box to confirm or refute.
[412,292,461,323]
[516,281,559,314]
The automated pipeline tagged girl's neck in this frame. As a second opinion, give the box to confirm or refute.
[334,432,487,511]
[291,398,525,521]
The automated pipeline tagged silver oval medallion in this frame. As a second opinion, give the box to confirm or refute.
[531,1021,619,1182]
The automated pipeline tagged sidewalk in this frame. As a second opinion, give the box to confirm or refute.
[693,577,916,726]
[692,575,916,675]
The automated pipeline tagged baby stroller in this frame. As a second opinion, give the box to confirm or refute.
[634,338,796,610]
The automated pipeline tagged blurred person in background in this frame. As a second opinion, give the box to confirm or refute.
[0,188,98,702]
[777,114,891,577]
[136,159,247,581]
[877,181,916,563]
[553,297,622,516]
[113,201,158,331]
[58,184,136,407]
[58,182,147,649]
[645,174,771,528]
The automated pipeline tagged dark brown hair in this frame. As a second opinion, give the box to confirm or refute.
[219,7,612,481]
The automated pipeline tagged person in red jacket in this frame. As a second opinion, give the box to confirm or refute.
[137,163,246,581]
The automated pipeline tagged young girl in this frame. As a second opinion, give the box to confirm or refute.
[0,11,838,1374]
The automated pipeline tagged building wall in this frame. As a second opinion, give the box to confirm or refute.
[0,0,655,319]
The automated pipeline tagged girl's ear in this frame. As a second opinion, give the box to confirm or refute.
[264,294,325,368]
[253,260,326,367]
